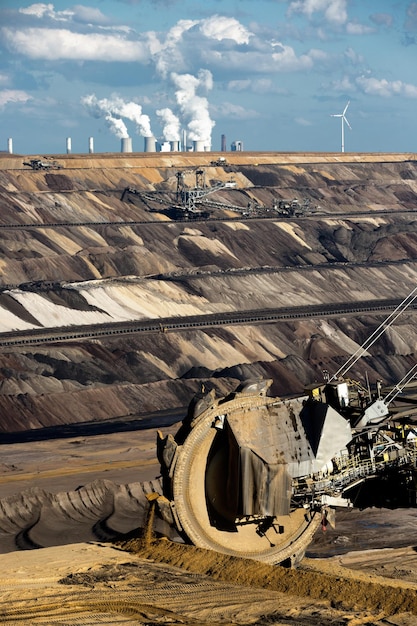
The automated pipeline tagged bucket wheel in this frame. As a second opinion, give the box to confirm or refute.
[158,384,321,566]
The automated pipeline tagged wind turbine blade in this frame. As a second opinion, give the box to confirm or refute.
[343,100,350,115]
[343,115,352,130]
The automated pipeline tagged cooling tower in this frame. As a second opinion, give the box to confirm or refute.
[7,138,12,154]
[170,140,180,152]
[121,137,133,153]
[193,140,205,152]
[144,136,156,152]
[66,137,72,154]
[88,137,94,154]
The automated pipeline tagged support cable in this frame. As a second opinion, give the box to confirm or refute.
[329,286,417,382]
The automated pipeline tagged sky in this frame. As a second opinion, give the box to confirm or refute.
[0,0,416,155]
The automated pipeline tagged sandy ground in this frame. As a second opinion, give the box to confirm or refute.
[1,539,417,625]
[1,424,417,624]
[0,422,175,499]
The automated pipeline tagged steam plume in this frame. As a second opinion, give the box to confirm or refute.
[156,107,181,141]
[82,94,153,138]
[81,94,128,138]
[170,69,215,146]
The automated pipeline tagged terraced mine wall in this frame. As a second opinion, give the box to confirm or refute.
[0,151,417,433]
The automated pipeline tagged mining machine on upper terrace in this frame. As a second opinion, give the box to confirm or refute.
[121,166,237,219]
[23,158,62,170]
[172,167,237,217]
[153,288,417,566]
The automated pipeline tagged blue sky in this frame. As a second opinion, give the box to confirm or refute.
[0,0,416,154]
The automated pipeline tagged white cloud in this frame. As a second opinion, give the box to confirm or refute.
[227,78,288,95]
[201,41,318,74]
[71,5,111,25]
[19,3,111,25]
[295,117,312,126]
[344,47,364,64]
[356,76,417,98]
[369,13,393,28]
[405,2,417,32]
[1,27,149,62]
[199,15,253,45]
[227,79,251,92]
[212,101,259,120]
[308,48,328,61]
[19,3,73,22]
[271,42,314,70]
[330,76,354,91]
[149,19,198,78]
[0,89,32,108]
[288,0,348,26]
[346,21,374,35]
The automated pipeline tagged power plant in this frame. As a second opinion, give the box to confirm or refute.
[3,133,243,155]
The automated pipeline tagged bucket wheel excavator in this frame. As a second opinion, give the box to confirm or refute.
[157,380,325,566]
[153,290,417,566]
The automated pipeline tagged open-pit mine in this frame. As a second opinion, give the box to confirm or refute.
[1,150,417,624]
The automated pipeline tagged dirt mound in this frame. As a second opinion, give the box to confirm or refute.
[119,537,417,617]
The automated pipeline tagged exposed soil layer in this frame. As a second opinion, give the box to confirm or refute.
[1,153,417,432]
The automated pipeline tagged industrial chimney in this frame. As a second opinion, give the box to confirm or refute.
[121,137,133,153]
[144,136,156,152]
[221,134,226,152]
[7,138,13,154]
[88,137,94,153]
[66,137,72,154]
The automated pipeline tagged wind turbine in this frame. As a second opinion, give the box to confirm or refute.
[331,101,351,152]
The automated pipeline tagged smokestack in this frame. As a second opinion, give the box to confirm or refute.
[181,129,187,151]
[221,134,226,152]
[121,137,133,153]
[144,136,156,152]
[193,140,205,152]
[7,138,13,154]
[88,137,94,153]
[170,140,180,152]
[66,137,72,154]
